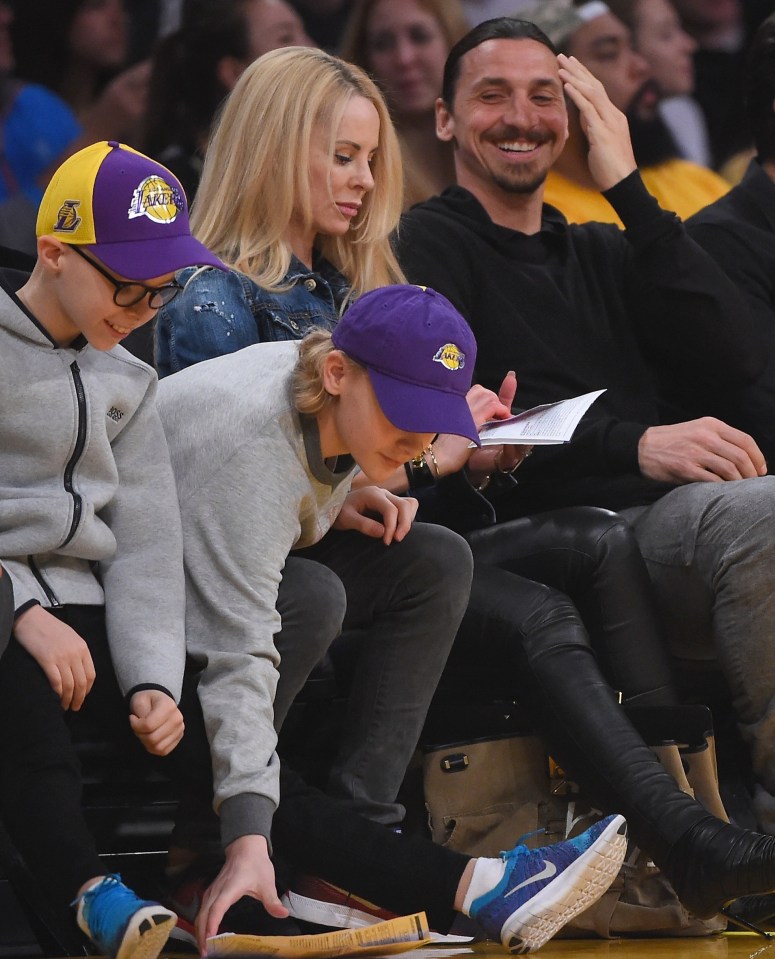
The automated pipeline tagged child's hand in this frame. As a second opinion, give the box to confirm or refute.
[196,834,287,954]
[13,605,95,710]
[334,487,418,544]
[129,689,184,756]
[467,372,516,429]
[439,371,519,483]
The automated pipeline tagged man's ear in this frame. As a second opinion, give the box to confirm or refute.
[321,350,349,397]
[436,97,455,143]
[35,235,67,274]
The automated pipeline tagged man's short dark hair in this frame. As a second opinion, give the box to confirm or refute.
[746,13,775,161]
[441,17,557,108]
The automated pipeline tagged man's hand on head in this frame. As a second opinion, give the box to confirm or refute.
[558,54,637,191]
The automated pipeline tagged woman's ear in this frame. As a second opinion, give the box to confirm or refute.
[321,349,349,397]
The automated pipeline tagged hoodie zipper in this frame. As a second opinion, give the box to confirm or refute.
[28,556,61,607]
[61,360,86,548]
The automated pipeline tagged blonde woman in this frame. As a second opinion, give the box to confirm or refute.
[339,0,470,207]
[155,46,404,375]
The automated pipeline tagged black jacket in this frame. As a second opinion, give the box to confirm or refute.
[687,159,775,466]
[397,172,765,518]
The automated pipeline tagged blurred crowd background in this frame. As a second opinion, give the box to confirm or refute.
[2,0,775,255]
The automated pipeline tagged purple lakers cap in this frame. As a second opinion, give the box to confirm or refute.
[332,285,480,445]
[36,140,226,280]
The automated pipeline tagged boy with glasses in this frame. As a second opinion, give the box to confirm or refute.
[0,139,225,959]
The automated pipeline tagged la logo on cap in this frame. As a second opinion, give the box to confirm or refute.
[54,200,82,233]
[433,343,466,371]
[128,175,182,224]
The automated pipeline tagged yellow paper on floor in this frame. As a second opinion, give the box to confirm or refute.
[206,911,432,957]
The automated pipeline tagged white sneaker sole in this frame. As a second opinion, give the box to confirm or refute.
[114,904,177,959]
[502,814,628,954]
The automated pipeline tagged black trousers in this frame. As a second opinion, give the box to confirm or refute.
[172,665,467,934]
[0,603,468,931]
[0,605,153,910]
[0,507,673,926]
[0,567,11,656]
[445,506,678,708]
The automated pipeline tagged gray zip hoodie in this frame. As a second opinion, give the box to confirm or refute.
[0,276,186,701]
[157,340,355,846]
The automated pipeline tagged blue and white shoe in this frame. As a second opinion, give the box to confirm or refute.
[469,813,628,953]
[74,874,176,959]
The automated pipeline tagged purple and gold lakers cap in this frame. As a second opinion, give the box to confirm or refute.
[36,140,226,280]
[332,285,480,445]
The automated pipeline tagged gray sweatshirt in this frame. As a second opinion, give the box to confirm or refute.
[0,277,186,700]
[157,340,355,845]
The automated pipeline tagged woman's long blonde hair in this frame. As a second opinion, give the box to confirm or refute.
[191,46,406,297]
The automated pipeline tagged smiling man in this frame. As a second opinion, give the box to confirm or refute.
[395,16,775,853]
[436,33,569,206]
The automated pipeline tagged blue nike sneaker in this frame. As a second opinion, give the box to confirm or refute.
[469,813,627,953]
[74,874,176,959]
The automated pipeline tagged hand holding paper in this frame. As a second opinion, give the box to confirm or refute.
[477,390,606,446]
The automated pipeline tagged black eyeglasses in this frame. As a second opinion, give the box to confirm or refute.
[72,246,184,310]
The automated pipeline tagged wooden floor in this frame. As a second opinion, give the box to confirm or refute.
[60,933,773,959]
[401,935,771,959]
[36,929,775,959]
[509,933,775,958]
[437,937,775,959]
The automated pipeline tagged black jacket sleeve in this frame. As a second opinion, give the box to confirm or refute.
[609,171,767,388]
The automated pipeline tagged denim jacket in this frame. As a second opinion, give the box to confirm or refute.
[155,253,351,376]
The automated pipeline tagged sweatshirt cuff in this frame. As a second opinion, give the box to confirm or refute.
[13,598,40,621]
[601,170,665,231]
[124,683,176,709]
[602,421,649,473]
[219,793,275,852]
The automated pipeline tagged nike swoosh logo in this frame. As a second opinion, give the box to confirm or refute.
[503,860,558,898]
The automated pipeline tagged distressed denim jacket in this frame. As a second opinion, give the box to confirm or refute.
[155,253,351,376]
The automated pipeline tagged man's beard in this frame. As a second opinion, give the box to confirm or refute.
[492,168,550,195]
[626,83,681,168]
[487,129,553,195]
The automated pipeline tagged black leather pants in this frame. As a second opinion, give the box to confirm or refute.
[450,506,679,708]
[436,507,727,867]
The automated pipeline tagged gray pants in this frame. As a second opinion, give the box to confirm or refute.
[621,476,775,832]
[272,522,473,825]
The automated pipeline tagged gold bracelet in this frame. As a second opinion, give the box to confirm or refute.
[406,449,435,488]
[426,444,441,479]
